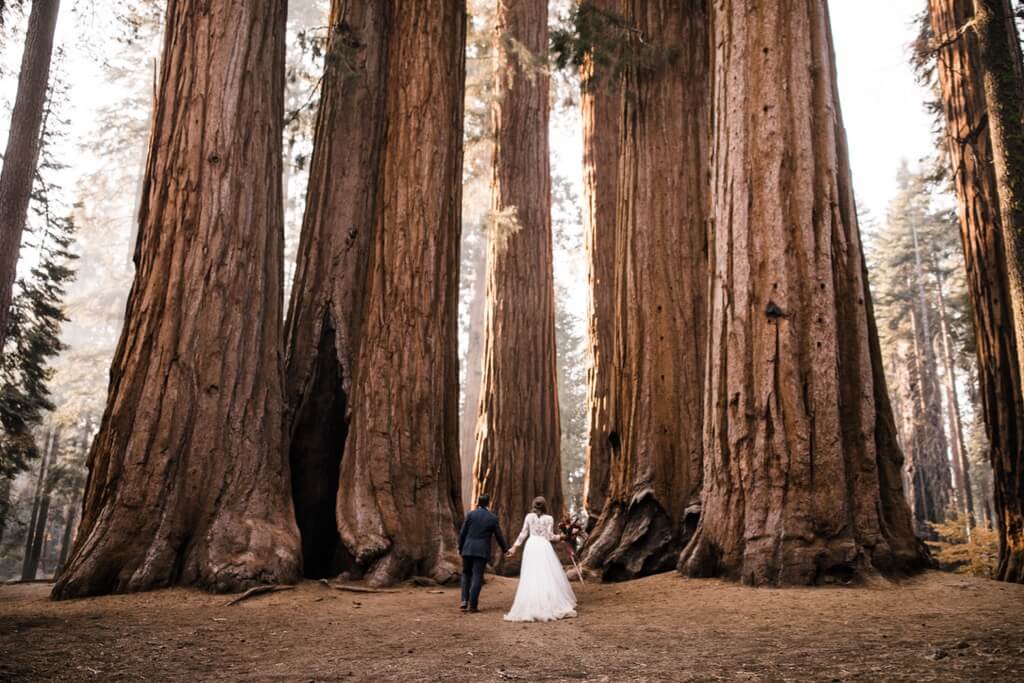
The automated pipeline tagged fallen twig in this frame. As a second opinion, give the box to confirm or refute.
[330,583,401,594]
[224,584,294,606]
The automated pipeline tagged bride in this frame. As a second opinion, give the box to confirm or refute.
[503,496,577,622]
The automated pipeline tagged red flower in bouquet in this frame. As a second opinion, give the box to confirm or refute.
[559,515,587,585]
[558,516,585,558]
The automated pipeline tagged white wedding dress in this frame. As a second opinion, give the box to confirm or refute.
[504,512,577,622]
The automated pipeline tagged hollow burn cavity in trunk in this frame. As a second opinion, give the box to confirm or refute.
[289,319,349,579]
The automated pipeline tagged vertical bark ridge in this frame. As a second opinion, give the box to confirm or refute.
[283,2,388,580]
[928,0,1024,582]
[582,0,709,581]
[336,0,467,586]
[472,0,563,574]
[53,0,299,599]
[679,0,925,585]
[970,0,1024,583]
[581,0,623,528]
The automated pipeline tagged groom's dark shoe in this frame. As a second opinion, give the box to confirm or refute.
[468,607,479,613]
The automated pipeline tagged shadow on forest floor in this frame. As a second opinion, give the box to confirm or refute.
[0,570,1022,681]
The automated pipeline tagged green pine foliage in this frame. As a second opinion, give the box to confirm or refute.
[550,1,678,92]
[869,161,969,371]
[0,71,77,481]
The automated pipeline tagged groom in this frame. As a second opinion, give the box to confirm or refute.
[458,493,509,613]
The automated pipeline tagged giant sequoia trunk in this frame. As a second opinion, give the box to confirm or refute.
[973,0,1024,386]
[0,0,61,352]
[679,0,926,584]
[52,0,300,599]
[283,2,387,580]
[472,0,563,573]
[582,0,708,581]
[581,0,622,528]
[970,0,1024,582]
[336,1,467,586]
[928,0,1024,583]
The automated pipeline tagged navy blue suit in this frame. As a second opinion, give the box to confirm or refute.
[458,506,508,609]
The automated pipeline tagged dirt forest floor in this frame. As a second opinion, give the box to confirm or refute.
[1,570,1022,682]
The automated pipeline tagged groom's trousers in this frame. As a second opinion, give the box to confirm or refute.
[461,555,487,608]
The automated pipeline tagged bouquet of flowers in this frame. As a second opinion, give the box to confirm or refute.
[559,515,587,584]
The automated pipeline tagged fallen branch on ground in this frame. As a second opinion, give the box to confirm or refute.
[329,583,401,594]
[224,585,295,606]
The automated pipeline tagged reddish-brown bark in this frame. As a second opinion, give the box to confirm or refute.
[336,1,467,586]
[283,2,387,580]
[928,0,1024,582]
[472,0,563,574]
[969,0,1024,583]
[52,0,300,599]
[679,0,926,584]
[582,0,708,581]
[581,0,623,528]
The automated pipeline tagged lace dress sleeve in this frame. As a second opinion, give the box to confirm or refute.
[513,513,533,548]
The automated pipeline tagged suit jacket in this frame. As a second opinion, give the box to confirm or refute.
[459,507,509,559]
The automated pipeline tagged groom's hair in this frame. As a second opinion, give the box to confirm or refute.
[477,493,490,508]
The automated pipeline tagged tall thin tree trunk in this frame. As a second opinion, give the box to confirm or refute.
[52,0,300,599]
[891,341,920,511]
[0,477,10,547]
[0,0,61,351]
[582,0,708,581]
[56,422,90,575]
[336,1,467,586]
[980,464,997,528]
[460,241,487,511]
[56,499,76,573]
[680,0,926,584]
[933,264,976,534]
[908,222,954,529]
[473,0,562,574]
[581,0,622,529]
[21,427,54,581]
[928,0,1024,583]
[27,487,52,580]
[283,2,388,581]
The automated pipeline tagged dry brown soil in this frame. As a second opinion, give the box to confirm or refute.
[1,570,1022,681]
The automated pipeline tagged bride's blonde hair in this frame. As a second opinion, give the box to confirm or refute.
[532,496,547,514]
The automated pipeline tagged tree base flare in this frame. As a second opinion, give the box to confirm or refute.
[677,526,930,587]
[583,494,699,582]
[52,514,301,600]
[997,541,1024,583]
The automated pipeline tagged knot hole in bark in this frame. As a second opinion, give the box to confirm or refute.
[765,301,785,320]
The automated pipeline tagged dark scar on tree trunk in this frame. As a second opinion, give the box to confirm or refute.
[289,316,350,579]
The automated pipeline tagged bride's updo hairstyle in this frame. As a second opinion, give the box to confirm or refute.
[532,496,547,515]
